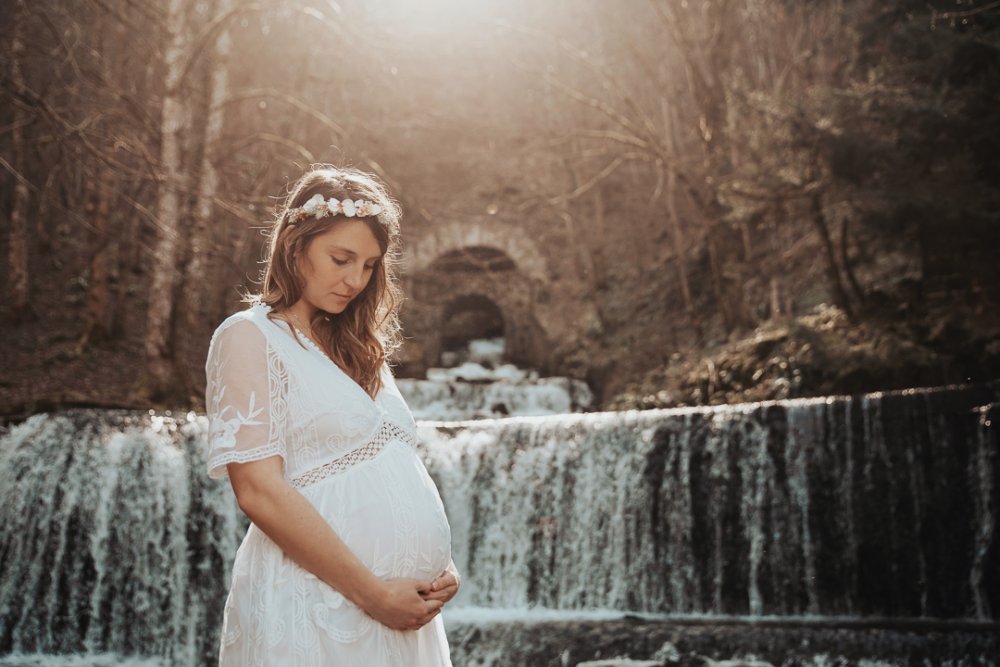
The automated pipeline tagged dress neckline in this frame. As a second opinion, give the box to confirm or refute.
[254,301,386,409]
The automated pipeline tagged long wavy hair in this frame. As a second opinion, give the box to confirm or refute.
[243,165,404,398]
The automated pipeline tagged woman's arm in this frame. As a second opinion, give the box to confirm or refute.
[227,455,443,631]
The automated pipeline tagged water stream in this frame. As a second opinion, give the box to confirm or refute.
[0,384,996,665]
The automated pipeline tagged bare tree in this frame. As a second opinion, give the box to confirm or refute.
[78,165,119,350]
[6,0,32,320]
[174,0,235,398]
[142,0,191,400]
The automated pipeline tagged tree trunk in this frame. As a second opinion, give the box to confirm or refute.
[840,215,866,305]
[33,158,64,256]
[665,169,694,315]
[112,179,138,340]
[591,185,608,284]
[560,149,601,295]
[769,276,783,319]
[78,165,118,350]
[810,193,853,318]
[176,0,234,398]
[662,101,697,332]
[706,228,734,332]
[7,0,32,320]
[142,0,189,401]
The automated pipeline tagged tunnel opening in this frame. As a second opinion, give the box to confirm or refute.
[440,294,505,367]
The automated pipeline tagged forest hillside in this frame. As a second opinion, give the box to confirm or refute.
[1,0,998,422]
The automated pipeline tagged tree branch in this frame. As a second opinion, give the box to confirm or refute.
[216,88,348,138]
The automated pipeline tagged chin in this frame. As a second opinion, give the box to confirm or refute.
[327,301,349,313]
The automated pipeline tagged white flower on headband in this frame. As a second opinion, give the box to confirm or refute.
[287,195,383,224]
[302,194,326,216]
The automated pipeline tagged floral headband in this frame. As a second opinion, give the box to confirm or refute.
[287,193,383,224]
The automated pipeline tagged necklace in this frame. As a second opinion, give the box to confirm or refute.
[277,307,343,366]
[273,306,382,404]
[278,309,318,345]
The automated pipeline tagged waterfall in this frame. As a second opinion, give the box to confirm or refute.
[0,411,245,664]
[418,385,999,618]
[0,384,996,665]
[395,335,594,420]
[396,374,594,420]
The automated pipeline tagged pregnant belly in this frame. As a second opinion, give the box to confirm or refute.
[301,439,453,582]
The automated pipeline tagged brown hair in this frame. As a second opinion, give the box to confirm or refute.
[243,165,404,398]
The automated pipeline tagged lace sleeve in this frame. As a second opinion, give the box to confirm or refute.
[204,318,288,480]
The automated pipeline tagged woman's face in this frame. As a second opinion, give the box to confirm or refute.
[296,219,383,315]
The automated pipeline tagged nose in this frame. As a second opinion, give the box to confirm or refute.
[344,264,366,291]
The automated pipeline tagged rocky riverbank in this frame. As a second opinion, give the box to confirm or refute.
[607,302,1000,410]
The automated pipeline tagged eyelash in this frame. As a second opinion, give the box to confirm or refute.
[332,257,376,271]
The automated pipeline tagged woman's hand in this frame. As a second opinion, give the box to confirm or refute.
[363,578,443,631]
[422,560,461,605]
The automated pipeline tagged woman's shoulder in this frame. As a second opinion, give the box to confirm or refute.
[207,300,275,351]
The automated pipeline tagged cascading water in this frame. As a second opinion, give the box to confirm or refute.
[0,384,997,666]
[0,411,245,666]
[396,371,594,421]
[418,385,998,619]
[395,336,594,420]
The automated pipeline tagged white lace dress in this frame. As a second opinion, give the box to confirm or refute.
[204,301,453,667]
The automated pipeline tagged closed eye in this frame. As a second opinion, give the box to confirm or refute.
[333,256,377,271]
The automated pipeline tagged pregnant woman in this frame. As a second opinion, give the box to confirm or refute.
[204,165,458,666]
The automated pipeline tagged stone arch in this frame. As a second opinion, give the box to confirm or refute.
[398,239,552,375]
[405,221,548,282]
